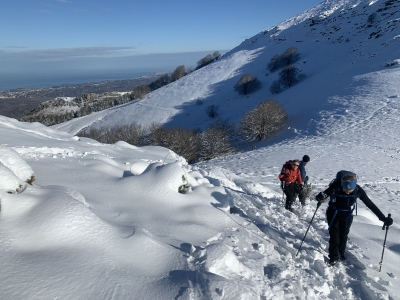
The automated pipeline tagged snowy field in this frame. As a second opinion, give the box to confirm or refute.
[1,0,400,299]
[1,68,399,299]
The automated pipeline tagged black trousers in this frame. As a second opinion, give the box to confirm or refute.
[298,188,306,204]
[326,208,353,261]
[283,183,300,210]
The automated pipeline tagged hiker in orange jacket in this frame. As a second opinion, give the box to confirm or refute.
[279,159,303,212]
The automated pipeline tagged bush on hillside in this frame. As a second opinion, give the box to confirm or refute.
[78,123,146,146]
[270,65,306,94]
[148,124,200,163]
[196,54,214,70]
[196,51,221,70]
[269,80,283,94]
[278,65,306,88]
[131,84,151,100]
[367,13,378,26]
[234,74,262,96]
[171,65,186,81]
[148,74,171,91]
[209,118,235,138]
[267,47,301,72]
[198,128,236,161]
[205,104,219,118]
[239,99,287,141]
[212,51,221,60]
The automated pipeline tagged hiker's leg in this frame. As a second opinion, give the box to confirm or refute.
[298,189,305,205]
[327,209,340,261]
[338,214,353,255]
[284,184,295,210]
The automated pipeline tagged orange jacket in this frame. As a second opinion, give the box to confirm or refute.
[278,168,303,184]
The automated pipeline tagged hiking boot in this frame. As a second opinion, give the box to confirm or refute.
[339,253,347,261]
[328,259,338,266]
[285,207,293,212]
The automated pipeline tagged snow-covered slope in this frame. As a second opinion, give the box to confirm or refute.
[53,0,400,142]
[1,0,400,299]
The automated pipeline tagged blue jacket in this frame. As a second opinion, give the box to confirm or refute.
[299,161,307,183]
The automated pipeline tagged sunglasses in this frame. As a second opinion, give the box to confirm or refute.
[293,164,299,167]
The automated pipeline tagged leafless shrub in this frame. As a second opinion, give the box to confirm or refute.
[149,74,171,91]
[267,47,301,72]
[198,128,236,161]
[212,51,221,60]
[239,99,287,141]
[196,54,214,69]
[78,123,146,146]
[205,104,219,118]
[171,65,186,81]
[269,80,283,94]
[209,118,235,138]
[281,47,301,66]
[267,54,282,73]
[131,84,151,100]
[234,74,262,95]
[278,65,306,88]
[149,124,200,163]
[270,65,306,94]
[112,123,146,146]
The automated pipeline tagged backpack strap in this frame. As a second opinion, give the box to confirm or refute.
[328,186,358,230]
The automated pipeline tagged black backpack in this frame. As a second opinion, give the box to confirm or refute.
[329,170,358,209]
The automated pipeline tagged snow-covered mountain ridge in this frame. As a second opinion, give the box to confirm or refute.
[53,0,399,143]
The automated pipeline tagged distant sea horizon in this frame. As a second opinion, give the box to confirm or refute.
[0,69,163,91]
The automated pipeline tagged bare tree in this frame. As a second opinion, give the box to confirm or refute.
[148,122,166,145]
[367,13,378,26]
[131,84,151,100]
[171,65,186,81]
[267,54,282,72]
[112,123,146,146]
[198,128,236,161]
[149,74,170,91]
[234,74,262,95]
[209,118,235,137]
[239,99,287,141]
[280,47,300,66]
[269,80,283,94]
[196,54,213,69]
[205,104,219,118]
[78,123,146,146]
[278,65,305,88]
[212,51,221,60]
[267,47,301,72]
[148,124,200,163]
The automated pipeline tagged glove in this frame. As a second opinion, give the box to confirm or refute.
[315,192,326,203]
[383,216,393,227]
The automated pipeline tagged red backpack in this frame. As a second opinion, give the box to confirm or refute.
[278,160,293,182]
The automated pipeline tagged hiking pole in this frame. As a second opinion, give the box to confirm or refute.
[379,213,391,272]
[296,201,321,257]
[280,182,285,206]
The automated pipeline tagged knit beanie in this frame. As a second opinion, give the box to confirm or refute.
[302,155,310,162]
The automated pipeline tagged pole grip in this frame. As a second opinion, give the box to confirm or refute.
[382,213,391,230]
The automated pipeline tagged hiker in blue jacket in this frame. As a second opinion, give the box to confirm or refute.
[316,171,393,265]
[298,155,310,205]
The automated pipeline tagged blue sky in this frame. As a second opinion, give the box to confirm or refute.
[1,0,322,74]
